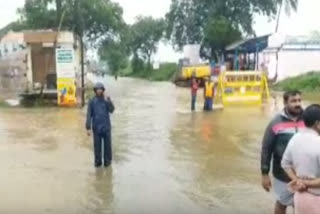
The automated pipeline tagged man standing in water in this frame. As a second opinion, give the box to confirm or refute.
[86,82,115,167]
[260,90,304,214]
[191,71,199,111]
[203,77,214,111]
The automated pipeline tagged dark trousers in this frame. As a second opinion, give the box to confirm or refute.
[204,97,213,111]
[93,130,112,166]
[191,95,197,111]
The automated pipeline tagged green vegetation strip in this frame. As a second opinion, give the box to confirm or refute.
[120,63,178,82]
[273,71,320,92]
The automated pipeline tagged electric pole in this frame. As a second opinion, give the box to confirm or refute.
[75,0,85,107]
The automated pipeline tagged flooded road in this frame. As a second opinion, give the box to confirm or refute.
[0,76,308,214]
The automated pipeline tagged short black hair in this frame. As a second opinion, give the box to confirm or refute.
[302,104,320,127]
[283,90,302,102]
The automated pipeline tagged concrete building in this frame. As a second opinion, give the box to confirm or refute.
[224,33,320,82]
[262,34,320,81]
[183,44,202,65]
[0,31,25,59]
[0,30,82,103]
[0,32,28,98]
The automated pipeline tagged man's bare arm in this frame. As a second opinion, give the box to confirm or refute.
[303,178,320,188]
[283,168,298,181]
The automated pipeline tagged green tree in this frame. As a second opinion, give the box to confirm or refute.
[201,16,242,60]
[16,0,125,43]
[130,16,165,70]
[98,24,132,75]
[16,0,56,29]
[281,0,298,14]
[0,22,25,39]
[166,0,298,60]
[131,54,145,75]
[98,39,129,75]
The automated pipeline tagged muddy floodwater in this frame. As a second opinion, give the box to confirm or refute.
[0,76,314,214]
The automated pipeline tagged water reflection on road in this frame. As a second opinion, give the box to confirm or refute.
[1,76,307,214]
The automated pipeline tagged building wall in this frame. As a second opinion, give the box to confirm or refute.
[30,44,56,88]
[0,50,28,98]
[263,49,320,81]
[25,31,81,92]
[57,32,75,44]
[0,32,25,59]
[278,50,320,80]
[261,51,277,78]
[0,30,82,99]
[27,46,33,86]
[183,44,202,65]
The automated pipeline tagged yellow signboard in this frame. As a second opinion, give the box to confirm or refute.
[56,47,77,107]
[57,78,77,106]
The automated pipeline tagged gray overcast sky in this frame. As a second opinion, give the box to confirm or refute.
[1,0,320,61]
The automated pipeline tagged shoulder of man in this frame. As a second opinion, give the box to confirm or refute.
[264,112,287,133]
[269,111,303,135]
[89,97,98,105]
[269,112,284,126]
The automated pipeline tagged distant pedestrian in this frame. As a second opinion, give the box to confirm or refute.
[86,82,115,168]
[203,77,214,111]
[191,73,199,111]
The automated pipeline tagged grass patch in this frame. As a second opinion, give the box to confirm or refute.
[150,63,179,81]
[118,63,133,76]
[85,81,96,101]
[85,87,95,101]
[121,63,178,81]
[274,71,320,92]
[0,99,10,108]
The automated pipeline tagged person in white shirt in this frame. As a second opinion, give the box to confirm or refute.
[282,104,320,214]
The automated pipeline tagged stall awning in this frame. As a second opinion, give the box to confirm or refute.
[225,34,271,54]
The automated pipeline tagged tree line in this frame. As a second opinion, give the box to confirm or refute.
[1,0,298,75]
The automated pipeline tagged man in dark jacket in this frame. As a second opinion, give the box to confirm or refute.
[260,90,304,214]
[86,82,115,167]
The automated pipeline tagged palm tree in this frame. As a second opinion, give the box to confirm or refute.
[272,0,298,83]
[275,0,298,33]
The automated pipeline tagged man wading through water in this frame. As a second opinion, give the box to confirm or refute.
[86,82,115,167]
[191,71,199,111]
[260,90,304,214]
[203,77,214,111]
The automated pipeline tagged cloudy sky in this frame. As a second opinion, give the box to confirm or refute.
[1,0,320,61]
